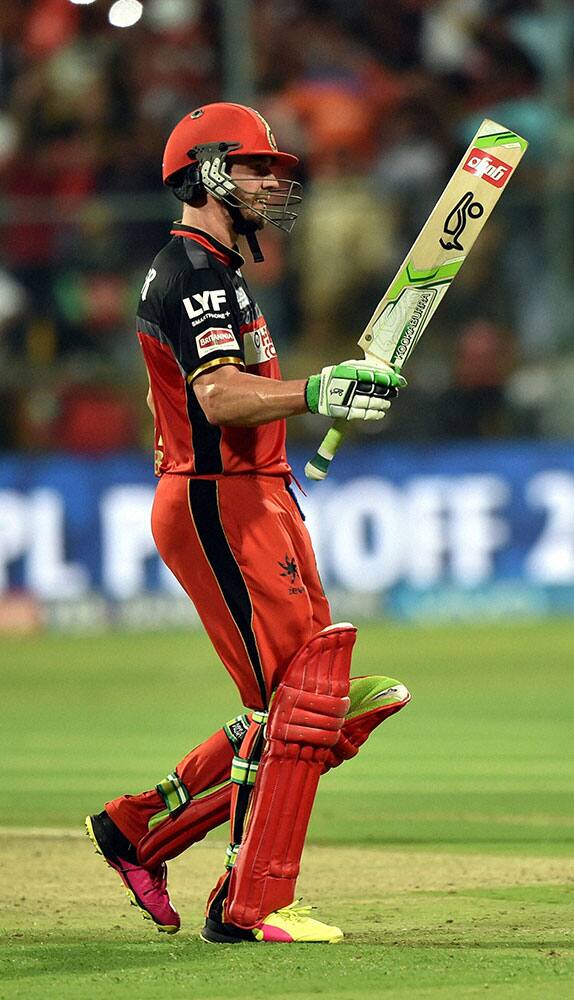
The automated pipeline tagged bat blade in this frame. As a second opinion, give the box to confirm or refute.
[304,119,527,481]
[359,118,527,370]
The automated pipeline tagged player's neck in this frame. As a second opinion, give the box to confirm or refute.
[181,202,237,251]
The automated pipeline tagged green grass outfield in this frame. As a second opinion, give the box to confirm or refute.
[1,620,573,998]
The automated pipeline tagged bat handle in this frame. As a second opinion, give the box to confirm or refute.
[304,419,348,481]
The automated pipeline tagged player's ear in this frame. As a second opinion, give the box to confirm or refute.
[169,165,207,207]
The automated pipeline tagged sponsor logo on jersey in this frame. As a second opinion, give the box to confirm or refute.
[463,149,512,187]
[235,284,250,310]
[243,323,277,364]
[183,289,228,320]
[196,327,239,358]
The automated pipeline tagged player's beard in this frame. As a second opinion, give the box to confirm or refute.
[232,185,268,229]
[239,206,266,229]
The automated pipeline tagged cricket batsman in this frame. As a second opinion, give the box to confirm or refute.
[85,103,411,944]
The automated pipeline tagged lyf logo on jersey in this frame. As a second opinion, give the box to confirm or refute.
[463,148,513,188]
[183,289,228,320]
[196,327,240,358]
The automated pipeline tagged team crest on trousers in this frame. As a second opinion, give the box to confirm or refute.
[278,554,305,595]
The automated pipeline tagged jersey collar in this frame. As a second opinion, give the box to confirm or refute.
[170,223,245,270]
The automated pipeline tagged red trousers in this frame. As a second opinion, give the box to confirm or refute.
[107,473,331,847]
[151,473,331,709]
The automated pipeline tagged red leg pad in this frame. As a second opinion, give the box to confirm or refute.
[225,623,356,929]
[137,784,231,869]
[137,678,409,869]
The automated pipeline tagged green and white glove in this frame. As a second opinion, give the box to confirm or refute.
[305,359,407,421]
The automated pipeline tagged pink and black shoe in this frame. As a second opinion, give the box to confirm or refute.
[85,810,180,933]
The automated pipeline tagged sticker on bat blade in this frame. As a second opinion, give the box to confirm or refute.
[391,287,440,365]
[439,192,484,252]
[367,285,439,365]
[463,148,513,187]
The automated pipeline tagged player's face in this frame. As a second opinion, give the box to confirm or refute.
[229,156,279,227]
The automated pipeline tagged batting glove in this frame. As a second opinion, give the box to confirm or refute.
[305,359,407,421]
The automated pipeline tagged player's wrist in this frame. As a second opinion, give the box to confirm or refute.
[305,375,321,414]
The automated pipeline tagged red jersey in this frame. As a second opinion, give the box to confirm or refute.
[137,225,290,478]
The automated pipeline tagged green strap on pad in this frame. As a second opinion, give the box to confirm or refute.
[224,710,268,869]
[148,712,269,840]
[223,714,251,753]
[156,771,191,815]
[231,755,259,787]
[225,843,241,869]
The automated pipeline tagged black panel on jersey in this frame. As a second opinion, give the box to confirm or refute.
[137,234,243,379]
[185,383,223,474]
[182,241,211,270]
[187,479,268,709]
[137,230,250,475]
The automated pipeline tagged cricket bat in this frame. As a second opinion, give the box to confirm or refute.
[304,119,528,481]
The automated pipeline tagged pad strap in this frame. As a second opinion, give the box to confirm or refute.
[137,783,230,869]
[137,711,257,870]
[155,772,190,817]
[223,714,251,752]
[205,714,267,920]
[226,713,267,868]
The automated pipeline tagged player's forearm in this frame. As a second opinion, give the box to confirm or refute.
[194,368,308,426]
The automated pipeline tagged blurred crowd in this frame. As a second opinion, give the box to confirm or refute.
[0,0,573,453]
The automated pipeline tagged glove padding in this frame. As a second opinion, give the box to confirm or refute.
[306,359,407,421]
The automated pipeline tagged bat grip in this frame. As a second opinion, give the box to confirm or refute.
[304,419,348,481]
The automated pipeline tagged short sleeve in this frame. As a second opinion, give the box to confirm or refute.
[170,267,245,381]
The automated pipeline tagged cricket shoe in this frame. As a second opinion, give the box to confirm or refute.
[201,900,343,944]
[85,810,180,934]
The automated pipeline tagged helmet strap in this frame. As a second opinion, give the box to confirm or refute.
[245,230,264,264]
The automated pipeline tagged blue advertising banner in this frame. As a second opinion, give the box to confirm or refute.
[0,442,573,626]
[294,442,574,622]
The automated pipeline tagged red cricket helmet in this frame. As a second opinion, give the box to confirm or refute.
[162,102,298,184]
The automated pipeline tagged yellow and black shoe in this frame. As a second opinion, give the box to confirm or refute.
[201,900,343,944]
